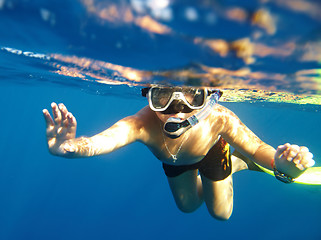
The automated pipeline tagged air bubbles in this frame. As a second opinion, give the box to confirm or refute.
[184,7,198,22]
[40,8,56,26]
[0,0,5,10]
[130,0,173,21]
[146,0,170,10]
[116,41,122,49]
[130,0,145,14]
[183,6,217,25]
[204,12,217,25]
[151,6,173,21]
[0,0,14,10]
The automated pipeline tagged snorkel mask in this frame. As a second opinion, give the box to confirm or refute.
[142,87,223,138]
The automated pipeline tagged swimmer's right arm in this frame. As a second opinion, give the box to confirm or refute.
[43,102,145,158]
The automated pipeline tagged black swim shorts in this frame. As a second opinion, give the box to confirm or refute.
[162,137,232,181]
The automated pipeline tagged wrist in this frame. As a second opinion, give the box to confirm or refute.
[271,158,275,169]
[272,159,294,184]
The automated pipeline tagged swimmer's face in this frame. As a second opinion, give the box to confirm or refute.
[146,86,208,123]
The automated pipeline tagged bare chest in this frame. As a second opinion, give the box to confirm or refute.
[147,126,221,165]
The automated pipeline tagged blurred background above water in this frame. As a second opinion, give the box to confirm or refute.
[1,0,321,106]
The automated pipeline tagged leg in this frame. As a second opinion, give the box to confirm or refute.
[198,138,261,220]
[166,169,203,213]
[201,174,233,221]
[197,137,233,220]
[231,153,249,173]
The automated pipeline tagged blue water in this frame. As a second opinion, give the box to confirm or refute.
[1,1,321,240]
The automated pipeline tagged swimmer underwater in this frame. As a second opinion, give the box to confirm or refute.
[43,86,315,220]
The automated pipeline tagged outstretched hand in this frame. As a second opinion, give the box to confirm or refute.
[43,103,77,156]
[274,143,315,178]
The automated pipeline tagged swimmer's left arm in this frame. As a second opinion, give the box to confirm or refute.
[219,108,314,177]
[219,109,275,169]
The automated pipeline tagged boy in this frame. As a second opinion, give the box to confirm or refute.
[43,86,314,220]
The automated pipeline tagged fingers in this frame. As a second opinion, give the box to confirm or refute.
[293,151,314,169]
[59,103,68,125]
[292,153,314,170]
[277,143,315,171]
[275,143,290,160]
[42,108,54,128]
[57,112,77,137]
[285,145,300,161]
[58,103,77,135]
[51,102,63,126]
[43,102,77,136]
[292,153,304,170]
[66,112,77,135]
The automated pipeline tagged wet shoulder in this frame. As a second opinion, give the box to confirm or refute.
[132,106,159,142]
[211,104,238,119]
[208,104,242,132]
[134,106,157,123]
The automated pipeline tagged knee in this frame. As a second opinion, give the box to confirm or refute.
[177,205,198,214]
[207,205,233,221]
[207,202,233,221]
[174,194,202,213]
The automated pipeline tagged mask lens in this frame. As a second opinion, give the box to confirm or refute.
[150,88,173,109]
[183,88,205,107]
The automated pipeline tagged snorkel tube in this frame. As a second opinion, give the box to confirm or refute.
[164,90,222,138]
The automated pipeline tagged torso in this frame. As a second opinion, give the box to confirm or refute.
[134,102,268,169]
[139,105,224,166]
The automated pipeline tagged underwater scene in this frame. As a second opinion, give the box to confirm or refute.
[0,0,321,239]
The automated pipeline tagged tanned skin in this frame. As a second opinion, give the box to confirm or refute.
[43,91,314,220]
